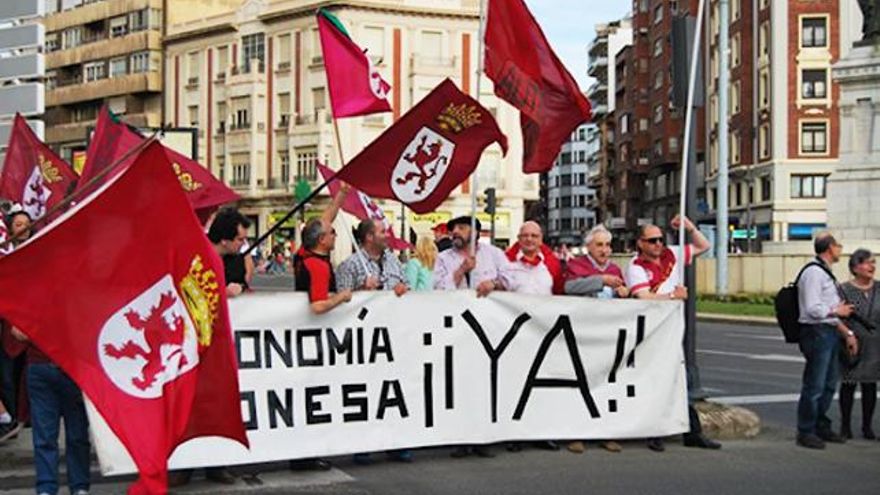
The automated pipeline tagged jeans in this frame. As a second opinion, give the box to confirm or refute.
[797,324,841,435]
[27,363,91,495]
[0,346,17,417]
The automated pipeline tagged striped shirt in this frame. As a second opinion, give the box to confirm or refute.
[336,249,407,291]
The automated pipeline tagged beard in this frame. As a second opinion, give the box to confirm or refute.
[452,236,467,249]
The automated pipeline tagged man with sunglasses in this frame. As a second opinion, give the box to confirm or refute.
[625,215,718,452]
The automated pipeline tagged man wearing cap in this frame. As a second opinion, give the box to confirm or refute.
[433,223,453,252]
[433,216,512,298]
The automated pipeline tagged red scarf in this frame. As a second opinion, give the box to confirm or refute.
[633,248,676,293]
[505,242,564,295]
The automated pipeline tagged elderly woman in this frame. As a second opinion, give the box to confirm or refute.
[839,249,880,440]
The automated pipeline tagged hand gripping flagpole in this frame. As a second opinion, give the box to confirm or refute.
[467,0,488,260]
[677,0,706,283]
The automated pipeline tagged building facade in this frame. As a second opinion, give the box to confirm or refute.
[704,0,859,249]
[545,123,597,247]
[163,0,536,247]
[41,0,240,162]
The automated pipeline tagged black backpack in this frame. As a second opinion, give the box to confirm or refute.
[774,260,836,343]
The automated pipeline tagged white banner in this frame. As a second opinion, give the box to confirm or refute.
[88,291,689,474]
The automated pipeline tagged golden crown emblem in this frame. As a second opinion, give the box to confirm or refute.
[172,163,203,192]
[179,255,220,347]
[436,103,482,133]
[38,155,63,184]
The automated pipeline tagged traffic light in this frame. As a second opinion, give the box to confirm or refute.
[484,187,496,215]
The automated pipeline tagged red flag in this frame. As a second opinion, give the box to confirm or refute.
[0,218,10,255]
[335,78,507,214]
[77,108,239,214]
[0,114,77,221]
[317,9,392,118]
[0,141,249,494]
[318,163,411,250]
[485,0,592,173]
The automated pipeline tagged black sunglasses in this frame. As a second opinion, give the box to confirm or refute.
[641,236,664,245]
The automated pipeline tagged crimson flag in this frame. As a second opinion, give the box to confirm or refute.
[0,218,9,255]
[318,163,411,250]
[317,9,392,118]
[335,78,507,214]
[0,141,249,493]
[77,108,239,214]
[485,0,592,173]
[0,114,77,221]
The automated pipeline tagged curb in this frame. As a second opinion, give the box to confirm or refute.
[696,313,777,326]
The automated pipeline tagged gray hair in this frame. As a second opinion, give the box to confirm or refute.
[814,231,837,255]
[585,224,613,245]
[849,248,874,276]
[302,219,324,250]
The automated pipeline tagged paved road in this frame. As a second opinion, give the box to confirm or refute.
[2,320,879,495]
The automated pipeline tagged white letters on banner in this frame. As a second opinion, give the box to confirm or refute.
[87,291,689,474]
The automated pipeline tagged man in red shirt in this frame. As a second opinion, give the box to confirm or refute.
[564,225,628,299]
[293,184,353,314]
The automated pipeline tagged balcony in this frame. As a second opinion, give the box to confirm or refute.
[46,31,161,70]
[44,0,161,32]
[47,72,162,106]
[276,61,291,72]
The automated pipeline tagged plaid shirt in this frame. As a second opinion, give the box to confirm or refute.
[336,249,407,291]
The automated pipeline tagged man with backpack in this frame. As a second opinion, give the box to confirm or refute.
[795,233,859,449]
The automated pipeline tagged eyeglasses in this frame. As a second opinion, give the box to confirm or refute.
[641,237,664,245]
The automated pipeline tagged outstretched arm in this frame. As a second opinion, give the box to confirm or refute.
[322,182,351,225]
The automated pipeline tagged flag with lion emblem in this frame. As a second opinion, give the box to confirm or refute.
[334,78,507,214]
[0,141,249,494]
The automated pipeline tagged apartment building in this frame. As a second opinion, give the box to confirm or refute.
[545,124,597,247]
[163,0,536,244]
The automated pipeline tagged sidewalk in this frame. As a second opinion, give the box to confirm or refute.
[697,312,777,326]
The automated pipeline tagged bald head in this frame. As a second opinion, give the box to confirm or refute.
[518,221,543,256]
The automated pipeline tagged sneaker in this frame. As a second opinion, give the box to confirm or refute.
[646,438,665,452]
[352,453,373,466]
[388,450,413,463]
[567,441,585,454]
[472,446,495,458]
[683,433,722,450]
[535,440,560,451]
[0,421,22,443]
[817,429,846,444]
[796,433,826,449]
[863,427,876,440]
[600,441,623,453]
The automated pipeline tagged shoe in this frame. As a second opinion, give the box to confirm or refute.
[353,453,373,466]
[796,433,826,449]
[646,438,665,452]
[450,446,471,458]
[0,421,22,443]
[863,427,876,440]
[289,458,332,471]
[205,467,236,485]
[505,442,522,452]
[600,441,623,453]
[567,441,585,454]
[472,446,495,458]
[841,424,853,439]
[536,440,560,451]
[817,429,846,444]
[167,470,193,487]
[683,433,722,450]
[388,450,413,463]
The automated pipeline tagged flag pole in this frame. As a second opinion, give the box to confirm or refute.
[468,0,488,259]
[332,117,373,276]
[677,0,706,283]
[0,132,160,252]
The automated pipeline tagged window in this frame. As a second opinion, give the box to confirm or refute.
[801,122,827,154]
[653,4,664,25]
[760,22,770,56]
[188,52,200,83]
[759,69,769,108]
[730,132,740,164]
[62,27,82,49]
[730,81,741,114]
[278,93,291,126]
[619,113,630,134]
[653,104,664,123]
[802,69,827,99]
[130,51,150,73]
[241,33,266,72]
[653,139,663,157]
[109,57,127,78]
[653,38,663,57]
[802,18,827,48]
[735,183,742,206]
[312,87,326,112]
[639,118,648,131]
[130,9,148,32]
[761,176,772,201]
[653,71,663,89]
[731,34,741,67]
[791,175,827,199]
[296,148,318,181]
[84,61,106,82]
[45,33,60,52]
[277,34,291,69]
[188,106,199,127]
[280,151,291,184]
[669,137,679,154]
[216,101,227,132]
[363,26,386,60]
[110,16,128,38]
[217,46,229,75]
[421,30,444,61]
[759,123,770,159]
[231,154,251,187]
[732,0,741,21]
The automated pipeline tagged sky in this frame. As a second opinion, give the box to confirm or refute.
[524,0,631,91]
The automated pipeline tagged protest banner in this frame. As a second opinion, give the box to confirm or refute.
[88,291,688,474]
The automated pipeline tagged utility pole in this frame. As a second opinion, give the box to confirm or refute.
[484,187,496,244]
[716,0,730,296]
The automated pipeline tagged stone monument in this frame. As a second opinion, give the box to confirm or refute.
[827,1,880,251]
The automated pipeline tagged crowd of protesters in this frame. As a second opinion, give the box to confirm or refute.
[2,185,880,492]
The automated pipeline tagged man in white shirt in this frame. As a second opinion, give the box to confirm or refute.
[625,215,719,451]
[505,221,563,296]
[433,216,512,297]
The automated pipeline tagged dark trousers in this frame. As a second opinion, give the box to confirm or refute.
[0,346,20,417]
[797,324,841,435]
[27,363,91,495]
